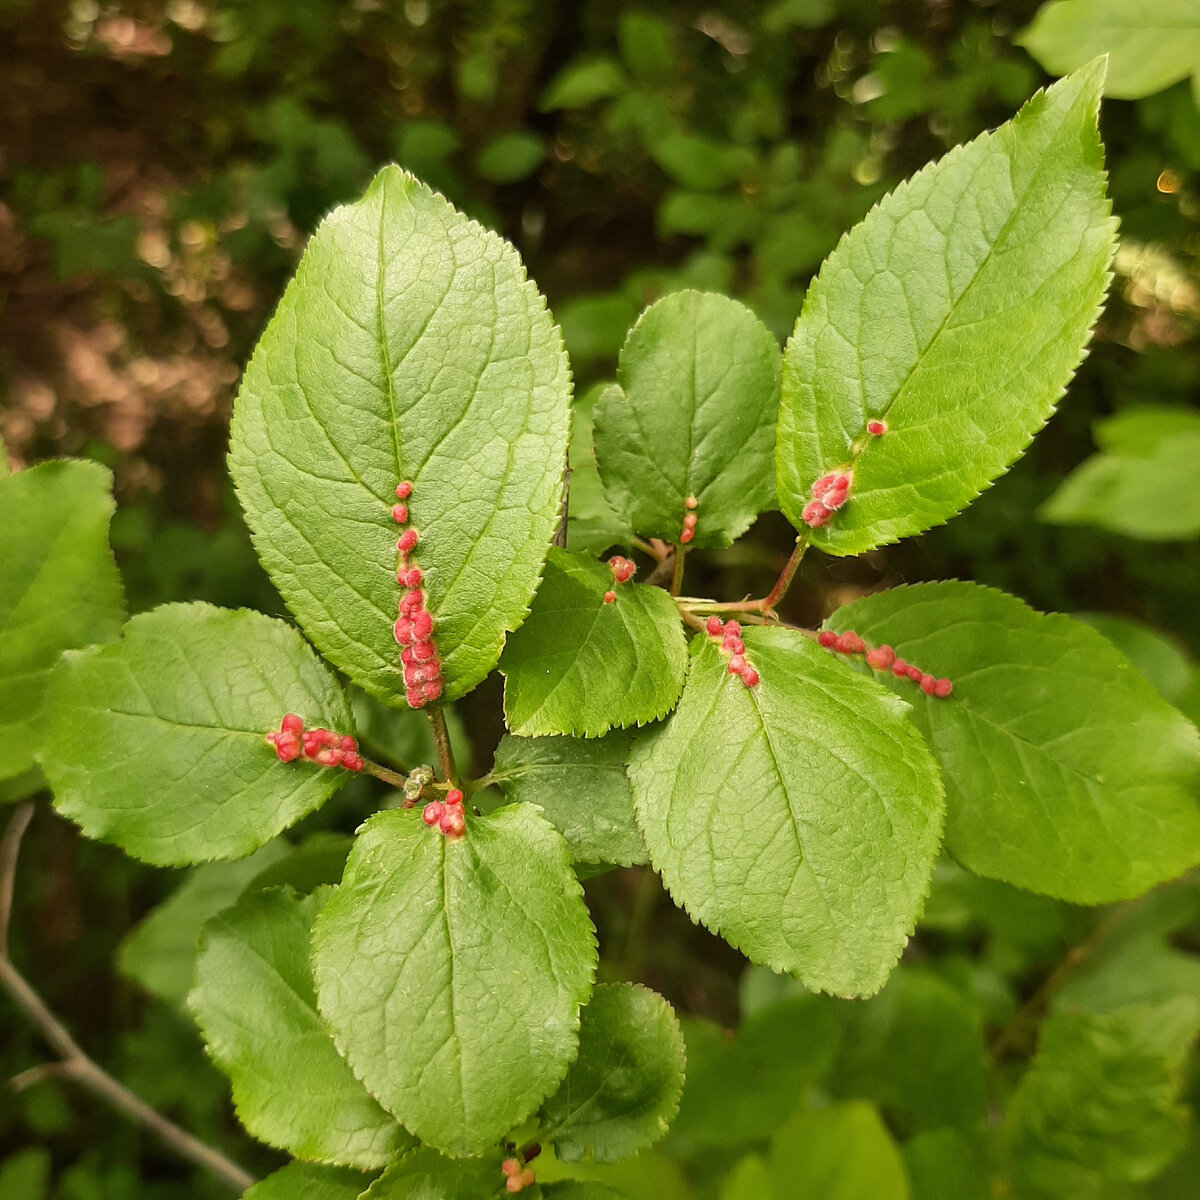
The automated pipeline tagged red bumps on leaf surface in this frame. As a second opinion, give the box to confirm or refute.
[422,801,445,826]
[398,566,423,588]
[892,658,908,676]
[446,788,464,806]
[866,645,895,671]
[412,610,433,639]
[817,630,838,648]
[608,556,636,583]
[919,673,937,695]
[391,503,408,523]
[935,677,954,698]
[680,528,694,543]
[742,667,760,688]
[728,654,746,674]
[397,528,420,554]
[867,419,888,436]
[802,499,832,528]
[420,678,443,702]
[439,805,466,839]
[907,665,923,682]
[725,637,744,655]
[412,639,436,662]
[685,495,698,509]
[683,512,698,530]
[706,616,724,636]
[281,713,303,734]
[723,621,742,639]
[603,590,616,604]
[396,481,413,499]
[400,590,425,616]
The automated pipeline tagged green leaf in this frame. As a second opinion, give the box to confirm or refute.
[666,993,841,1157]
[1004,1001,1199,1194]
[767,1103,910,1199]
[0,460,125,780]
[777,64,1116,554]
[539,58,627,110]
[542,1184,627,1200]
[566,383,633,557]
[1040,406,1200,540]
[902,1129,991,1200]
[190,887,410,1168]
[593,292,781,548]
[1019,1,1200,99]
[539,983,684,1163]
[311,803,597,1156]
[242,1162,374,1200]
[829,582,1200,903]
[475,132,546,183]
[359,1146,503,1198]
[828,966,987,1134]
[650,135,755,192]
[1076,614,1192,701]
[229,166,571,706]
[243,832,353,895]
[43,603,353,866]
[629,626,944,996]
[492,732,646,866]
[118,841,290,1007]
[499,548,688,738]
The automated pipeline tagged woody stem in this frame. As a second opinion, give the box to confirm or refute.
[426,707,458,785]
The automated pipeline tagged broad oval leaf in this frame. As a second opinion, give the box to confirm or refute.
[1040,407,1200,540]
[539,983,686,1163]
[190,886,411,1168]
[1019,0,1200,99]
[43,603,353,866]
[629,626,944,997]
[593,291,781,548]
[229,165,571,706]
[242,1162,374,1200]
[492,731,647,866]
[359,1146,503,1199]
[499,548,688,738]
[777,63,1117,554]
[829,582,1200,903]
[311,803,597,1156]
[0,459,125,780]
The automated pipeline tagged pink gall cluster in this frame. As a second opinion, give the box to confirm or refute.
[802,471,852,529]
[391,481,444,708]
[422,787,466,840]
[681,494,699,544]
[817,630,952,698]
[705,616,760,689]
[603,555,636,604]
[502,1158,536,1193]
[265,714,364,770]
[867,419,888,436]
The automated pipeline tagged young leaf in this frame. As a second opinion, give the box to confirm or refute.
[499,548,687,738]
[567,382,633,557]
[43,603,353,866]
[492,732,647,866]
[666,993,841,1158]
[593,291,780,547]
[1040,406,1200,540]
[311,803,597,1157]
[359,1146,503,1199]
[539,983,685,1163]
[0,459,125,781]
[629,626,944,997]
[766,1102,910,1200]
[903,1129,991,1200]
[1004,1001,1200,1194]
[242,1162,374,1200]
[118,841,289,1007]
[1019,0,1200,99]
[229,165,571,707]
[777,63,1117,554]
[828,582,1200,903]
[190,886,410,1169]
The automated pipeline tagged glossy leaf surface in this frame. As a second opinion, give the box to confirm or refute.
[230,166,571,705]
[777,64,1116,553]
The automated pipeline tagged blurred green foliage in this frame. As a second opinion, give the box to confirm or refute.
[3,0,1200,1196]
